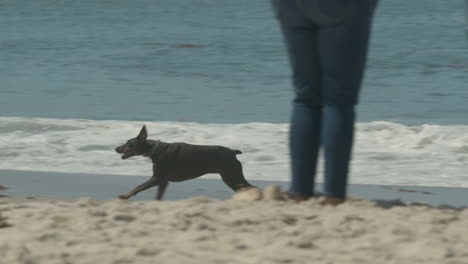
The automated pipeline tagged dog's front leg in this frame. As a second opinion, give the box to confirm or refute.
[118,177,161,200]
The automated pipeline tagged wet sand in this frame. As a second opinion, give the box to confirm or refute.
[1,169,467,207]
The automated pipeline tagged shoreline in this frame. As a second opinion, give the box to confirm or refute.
[1,169,467,208]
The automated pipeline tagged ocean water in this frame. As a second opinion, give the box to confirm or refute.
[1,0,468,187]
[1,117,468,187]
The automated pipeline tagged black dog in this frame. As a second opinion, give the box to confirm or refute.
[115,126,253,200]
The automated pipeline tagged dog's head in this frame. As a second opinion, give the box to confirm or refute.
[115,126,150,159]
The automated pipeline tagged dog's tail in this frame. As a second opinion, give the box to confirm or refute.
[233,150,242,155]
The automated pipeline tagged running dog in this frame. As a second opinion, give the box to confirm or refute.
[115,126,253,200]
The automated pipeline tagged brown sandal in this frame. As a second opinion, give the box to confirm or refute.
[286,192,313,203]
[321,197,345,206]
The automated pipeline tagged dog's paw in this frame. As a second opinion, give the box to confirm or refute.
[118,195,130,200]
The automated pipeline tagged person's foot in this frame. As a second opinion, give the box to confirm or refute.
[321,197,345,206]
[289,196,310,203]
[286,192,313,203]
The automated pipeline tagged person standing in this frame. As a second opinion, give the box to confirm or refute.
[270,0,379,205]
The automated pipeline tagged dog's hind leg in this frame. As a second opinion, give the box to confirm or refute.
[219,160,253,191]
[155,179,168,200]
[118,177,161,200]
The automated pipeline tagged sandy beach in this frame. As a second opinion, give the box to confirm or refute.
[1,191,468,264]
[2,171,468,263]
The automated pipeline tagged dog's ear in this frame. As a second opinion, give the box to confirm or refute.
[137,125,147,141]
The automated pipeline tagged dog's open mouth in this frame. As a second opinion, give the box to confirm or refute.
[121,153,131,159]
[116,147,137,160]
[121,152,136,159]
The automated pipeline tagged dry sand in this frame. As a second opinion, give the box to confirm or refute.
[1,187,468,264]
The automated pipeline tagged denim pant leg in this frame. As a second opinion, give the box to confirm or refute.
[280,24,322,197]
[318,9,376,198]
[275,0,377,198]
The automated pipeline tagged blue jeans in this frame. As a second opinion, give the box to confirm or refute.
[271,0,378,198]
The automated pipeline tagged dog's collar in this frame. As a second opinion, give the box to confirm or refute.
[145,140,161,158]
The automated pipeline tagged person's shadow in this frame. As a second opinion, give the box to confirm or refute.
[371,199,465,210]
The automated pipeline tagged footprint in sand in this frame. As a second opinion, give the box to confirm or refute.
[231,185,287,201]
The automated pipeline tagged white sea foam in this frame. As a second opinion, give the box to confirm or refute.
[1,117,468,187]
